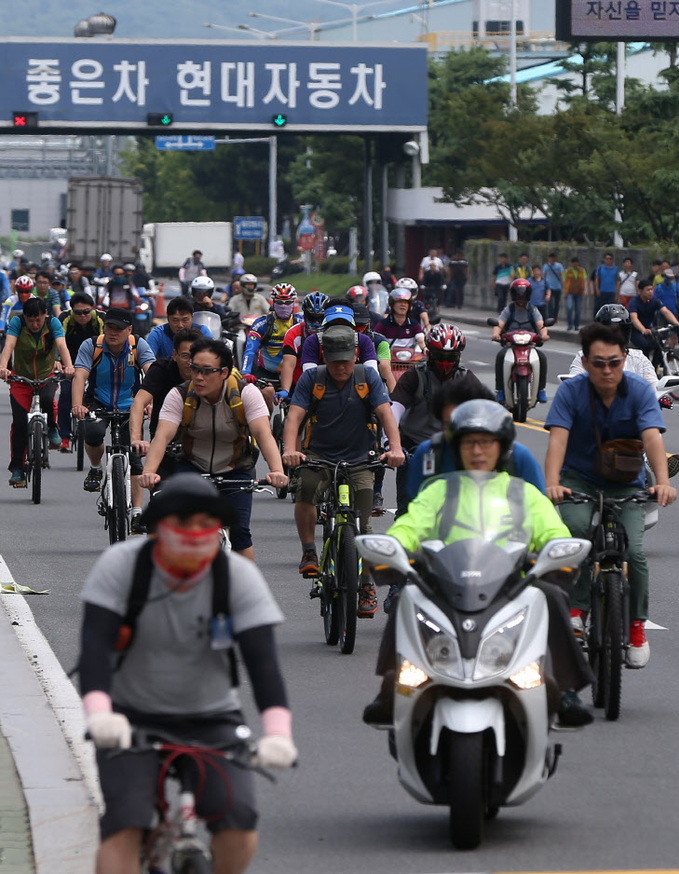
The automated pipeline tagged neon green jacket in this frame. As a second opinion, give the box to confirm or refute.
[388,471,569,553]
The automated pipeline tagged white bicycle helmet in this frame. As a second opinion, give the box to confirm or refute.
[191,276,215,296]
[362,270,382,286]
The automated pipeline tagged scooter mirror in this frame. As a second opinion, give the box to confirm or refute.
[356,534,412,577]
[529,538,591,582]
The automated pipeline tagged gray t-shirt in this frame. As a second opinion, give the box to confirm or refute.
[499,303,541,331]
[81,539,283,715]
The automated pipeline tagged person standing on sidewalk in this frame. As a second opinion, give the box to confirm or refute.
[492,252,513,313]
[543,252,564,323]
[594,252,620,316]
[564,257,589,331]
[618,257,638,309]
[446,250,469,309]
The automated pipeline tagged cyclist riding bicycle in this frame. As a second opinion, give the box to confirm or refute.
[145,296,212,358]
[241,283,301,391]
[78,472,297,874]
[276,290,329,403]
[71,308,155,531]
[282,324,405,614]
[0,275,35,332]
[97,263,141,310]
[545,322,677,669]
[0,296,75,488]
[300,303,379,374]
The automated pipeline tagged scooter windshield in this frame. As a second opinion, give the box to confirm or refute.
[421,472,532,612]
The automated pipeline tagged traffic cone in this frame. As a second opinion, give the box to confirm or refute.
[155,282,167,320]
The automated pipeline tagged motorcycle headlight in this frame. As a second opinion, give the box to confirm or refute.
[395,349,413,361]
[473,608,526,681]
[513,332,532,345]
[509,659,543,690]
[416,610,463,680]
[398,658,429,689]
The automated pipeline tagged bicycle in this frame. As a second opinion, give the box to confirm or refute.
[270,397,290,500]
[296,453,384,655]
[102,726,273,874]
[198,474,274,550]
[651,325,679,376]
[8,373,65,505]
[561,489,657,721]
[88,408,134,545]
[70,412,86,471]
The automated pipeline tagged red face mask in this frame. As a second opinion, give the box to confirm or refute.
[155,521,221,578]
[431,359,458,379]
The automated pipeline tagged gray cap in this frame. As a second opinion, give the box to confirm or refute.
[321,325,357,362]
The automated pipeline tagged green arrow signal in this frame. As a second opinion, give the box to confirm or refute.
[161,114,173,126]
[272,114,287,128]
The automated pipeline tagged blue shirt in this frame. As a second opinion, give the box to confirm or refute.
[291,365,389,463]
[596,263,618,293]
[529,277,548,307]
[653,282,678,316]
[75,336,155,411]
[8,314,64,340]
[407,439,545,500]
[542,261,564,291]
[628,294,664,329]
[146,322,212,358]
[0,271,9,302]
[545,372,664,488]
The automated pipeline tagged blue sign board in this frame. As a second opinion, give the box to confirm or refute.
[298,216,315,236]
[155,135,216,151]
[0,39,427,132]
[234,216,266,241]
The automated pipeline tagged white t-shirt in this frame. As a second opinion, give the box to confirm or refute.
[419,255,443,272]
[619,270,638,297]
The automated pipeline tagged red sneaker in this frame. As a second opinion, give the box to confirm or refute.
[627,620,650,669]
[570,608,587,637]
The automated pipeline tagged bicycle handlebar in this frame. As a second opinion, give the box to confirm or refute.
[199,474,274,494]
[295,454,387,474]
[560,488,657,506]
[7,373,66,388]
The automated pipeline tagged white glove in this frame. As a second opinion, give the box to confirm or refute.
[87,711,132,749]
[253,735,297,770]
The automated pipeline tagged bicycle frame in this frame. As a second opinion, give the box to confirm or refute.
[92,410,132,539]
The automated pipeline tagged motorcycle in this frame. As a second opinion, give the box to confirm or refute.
[488,316,553,423]
[271,256,305,281]
[356,495,591,850]
[390,342,426,383]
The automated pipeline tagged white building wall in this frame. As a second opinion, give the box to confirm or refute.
[0,178,67,239]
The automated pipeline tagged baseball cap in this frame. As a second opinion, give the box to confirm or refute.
[104,307,134,328]
[321,325,357,362]
[322,304,355,327]
[141,472,238,528]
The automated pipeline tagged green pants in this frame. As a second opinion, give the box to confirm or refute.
[557,471,649,621]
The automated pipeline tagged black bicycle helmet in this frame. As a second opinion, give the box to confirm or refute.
[595,303,632,345]
[446,400,515,470]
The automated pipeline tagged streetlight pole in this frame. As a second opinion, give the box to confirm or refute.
[509,0,517,108]
[313,0,399,41]
[204,22,273,39]
[248,11,322,39]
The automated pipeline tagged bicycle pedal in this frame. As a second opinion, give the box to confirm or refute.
[309,584,322,599]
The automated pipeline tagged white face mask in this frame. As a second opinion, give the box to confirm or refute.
[155,521,221,577]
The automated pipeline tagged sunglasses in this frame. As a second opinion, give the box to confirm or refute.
[588,356,625,369]
[188,363,227,376]
[73,308,92,316]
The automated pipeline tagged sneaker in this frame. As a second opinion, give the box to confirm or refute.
[59,438,71,453]
[299,548,319,578]
[83,467,103,492]
[8,469,26,488]
[496,389,506,404]
[357,579,378,618]
[130,515,146,535]
[627,620,650,669]
[567,325,574,331]
[372,492,384,515]
[537,389,548,403]
[570,608,587,637]
[48,426,61,449]
[362,672,395,726]
[383,583,400,615]
[558,690,594,728]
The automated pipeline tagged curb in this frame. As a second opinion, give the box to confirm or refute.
[0,556,100,874]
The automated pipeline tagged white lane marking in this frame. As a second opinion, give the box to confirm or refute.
[0,554,103,812]
[468,359,490,367]
[646,620,668,631]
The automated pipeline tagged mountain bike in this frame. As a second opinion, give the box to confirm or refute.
[70,412,85,471]
[8,373,64,505]
[102,726,274,874]
[561,489,657,721]
[198,474,274,550]
[297,453,384,655]
[90,409,133,545]
[271,397,290,500]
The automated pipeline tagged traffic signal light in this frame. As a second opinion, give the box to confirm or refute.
[272,114,287,128]
[147,112,174,127]
[13,111,39,129]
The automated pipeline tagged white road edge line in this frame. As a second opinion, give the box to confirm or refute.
[0,554,103,812]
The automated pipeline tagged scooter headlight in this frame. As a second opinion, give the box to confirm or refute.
[509,659,543,690]
[473,608,527,681]
[512,332,532,345]
[416,610,463,680]
[398,659,429,689]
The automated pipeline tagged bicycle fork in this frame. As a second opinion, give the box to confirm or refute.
[589,560,631,653]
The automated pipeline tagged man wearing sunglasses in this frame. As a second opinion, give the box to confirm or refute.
[545,322,676,669]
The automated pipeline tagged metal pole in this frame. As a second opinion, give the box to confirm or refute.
[509,0,517,108]
[269,135,278,256]
[613,41,625,247]
[363,138,373,273]
[352,7,358,41]
[380,162,389,268]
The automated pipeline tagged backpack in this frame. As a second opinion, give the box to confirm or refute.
[506,302,539,334]
[87,333,140,397]
[114,540,238,685]
[301,363,377,450]
[177,371,260,471]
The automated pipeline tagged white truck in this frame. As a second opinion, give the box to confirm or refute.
[139,222,233,275]
[67,177,144,265]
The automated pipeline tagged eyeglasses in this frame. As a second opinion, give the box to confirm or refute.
[188,363,227,376]
[73,308,92,316]
[588,356,625,369]
[459,436,498,450]
[176,351,192,361]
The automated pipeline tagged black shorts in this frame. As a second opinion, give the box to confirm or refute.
[84,414,143,476]
[97,711,258,841]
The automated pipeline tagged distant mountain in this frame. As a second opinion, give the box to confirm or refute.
[2,0,378,39]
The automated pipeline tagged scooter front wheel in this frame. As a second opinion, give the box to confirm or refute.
[513,374,530,423]
[447,731,485,850]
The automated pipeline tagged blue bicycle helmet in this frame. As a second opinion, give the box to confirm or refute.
[302,291,329,318]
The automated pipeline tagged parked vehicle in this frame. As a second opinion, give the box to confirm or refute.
[139,222,232,275]
[67,177,144,265]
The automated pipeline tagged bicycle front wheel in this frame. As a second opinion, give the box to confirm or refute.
[72,415,85,471]
[336,524,359,655]
[29,420,44,505]
[602,571,625,721]
[107,456,128,544]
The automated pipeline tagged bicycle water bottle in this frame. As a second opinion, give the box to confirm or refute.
[338,484,350,507]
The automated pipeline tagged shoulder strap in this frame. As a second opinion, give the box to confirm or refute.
[353,362,369,400]
[260,313,276,348]
[439,473,462,542]
[211,549,239,687]
[179,380,199,428]
[505,476,527,542]
[430,430,446,476]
